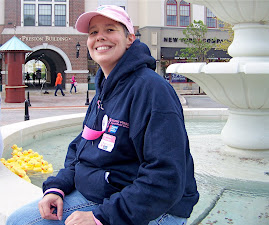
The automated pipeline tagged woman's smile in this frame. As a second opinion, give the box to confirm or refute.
[96,46,111,51]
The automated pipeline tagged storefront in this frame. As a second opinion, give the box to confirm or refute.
[139,26,231,93]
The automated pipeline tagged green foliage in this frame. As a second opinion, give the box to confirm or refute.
[41,63,46,79]
[215,22,234,51]
[179,20,215,62]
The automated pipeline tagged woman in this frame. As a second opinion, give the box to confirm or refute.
[7,5,198,225]
[70,75,77,94]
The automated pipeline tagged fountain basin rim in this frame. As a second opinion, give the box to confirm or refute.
[233,23,269,30]
[167,61,269,74]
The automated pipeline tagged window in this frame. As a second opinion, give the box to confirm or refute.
[22,0,68,27]
[166,0,177,26]
[218,19,225,28]
[55,5,66,26]
[179,1,190,27]
[166,0,191,27]
[206,8,225,28]
[206,8,216,28]
[38,5,52,26]
[24,4,35,26]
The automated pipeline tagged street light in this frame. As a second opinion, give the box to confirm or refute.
[135,29,141,40]
[76,42,81,58]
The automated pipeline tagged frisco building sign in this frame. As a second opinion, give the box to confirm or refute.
[21,36,71,42]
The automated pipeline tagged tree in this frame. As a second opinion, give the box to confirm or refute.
[179,20,215,62]
[215,22,234,52]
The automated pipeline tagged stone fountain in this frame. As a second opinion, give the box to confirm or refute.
[167,0,269,150]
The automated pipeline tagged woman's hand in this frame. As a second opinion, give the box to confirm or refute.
[38,194,63,221]
[65,211,97,225]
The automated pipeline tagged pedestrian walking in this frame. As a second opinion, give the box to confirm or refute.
[70,75,77,94]
[54,72,65,96]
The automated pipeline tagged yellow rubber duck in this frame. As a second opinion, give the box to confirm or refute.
[23,156,31,163]
[23,150,30,156]
[13,165,31,183]
[7,158,15,163]
[11,144,18,150]
[0,158,6,165]
[41,163,53,174]
[33,160,42,172]
[11,144,22,154]
[13,166,27,177]
[26,159,36,171]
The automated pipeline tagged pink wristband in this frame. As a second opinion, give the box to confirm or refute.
[44,188,65,198]
[93,215,103,225]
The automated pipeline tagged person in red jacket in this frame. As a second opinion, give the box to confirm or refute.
[54,72,65,96]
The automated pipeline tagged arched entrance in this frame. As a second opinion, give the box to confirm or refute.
[25,44,72,90]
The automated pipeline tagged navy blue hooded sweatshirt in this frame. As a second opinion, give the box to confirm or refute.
[43,40,199,225]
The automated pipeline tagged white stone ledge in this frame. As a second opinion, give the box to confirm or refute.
[184,108,229,120]
[2,113,85,151]
[0,113,85,224]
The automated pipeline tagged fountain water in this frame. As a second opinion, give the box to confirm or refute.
[167,0,269,150]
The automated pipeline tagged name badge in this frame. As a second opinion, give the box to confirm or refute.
[98,133,116,152]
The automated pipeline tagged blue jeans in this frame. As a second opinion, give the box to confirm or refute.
[7,190,187,225]
[70,84,77,93]
[55,84,65,96]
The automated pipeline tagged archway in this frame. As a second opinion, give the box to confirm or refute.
[25,44,72,90]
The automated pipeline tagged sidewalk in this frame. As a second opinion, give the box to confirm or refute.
[0,90,94,126]
[0,89,227,127]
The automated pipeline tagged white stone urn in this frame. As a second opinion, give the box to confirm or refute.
[167,0,269,150]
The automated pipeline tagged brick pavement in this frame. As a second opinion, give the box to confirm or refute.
[0,90,95,126]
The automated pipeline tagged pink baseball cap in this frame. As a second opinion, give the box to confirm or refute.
[75,5,134,34]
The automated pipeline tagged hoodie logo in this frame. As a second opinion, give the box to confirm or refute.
[108,125,119,134]
[108,118,130,129]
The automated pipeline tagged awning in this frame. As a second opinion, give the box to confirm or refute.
[0,36,32,52]
[161,47,231,60]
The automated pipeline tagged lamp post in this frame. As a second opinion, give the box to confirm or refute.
[76,42,80,58]
[135,29,141,40]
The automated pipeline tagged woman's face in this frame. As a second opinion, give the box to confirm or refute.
[87,15,135,77]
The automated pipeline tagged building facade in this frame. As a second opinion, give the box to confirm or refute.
[0,0,230,92]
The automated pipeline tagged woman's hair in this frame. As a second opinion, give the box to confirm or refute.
[121,23,130,37]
